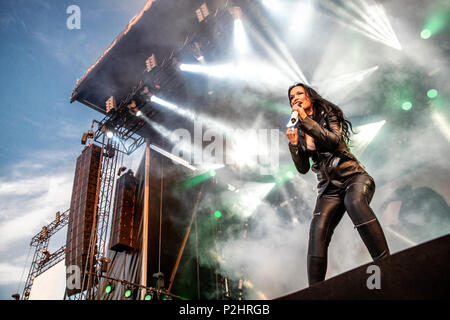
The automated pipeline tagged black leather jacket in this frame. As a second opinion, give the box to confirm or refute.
[289,104,367,197]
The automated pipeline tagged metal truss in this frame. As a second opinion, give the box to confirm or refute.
[93,117,146,156]
[22,209,69,300]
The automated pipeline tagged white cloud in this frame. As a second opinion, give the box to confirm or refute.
[0,253,29,286]
[0,171,73,253]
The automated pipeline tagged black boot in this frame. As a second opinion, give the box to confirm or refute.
[307,255,327,286]
[355,219,390,260]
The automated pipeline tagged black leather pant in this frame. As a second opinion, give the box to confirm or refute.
[307,173,390,286]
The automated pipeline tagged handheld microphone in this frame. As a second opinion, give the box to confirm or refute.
[286,102,304,128]
[287,110,299,128]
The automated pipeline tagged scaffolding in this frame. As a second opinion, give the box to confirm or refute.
[21,209,69,300]
[79,136,122,300]
[77,106,148,299]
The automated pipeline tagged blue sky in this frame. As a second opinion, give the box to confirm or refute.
[0,0,148,300]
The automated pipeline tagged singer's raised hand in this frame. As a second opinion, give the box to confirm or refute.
[286,128,299,146]
[291,104,308,120]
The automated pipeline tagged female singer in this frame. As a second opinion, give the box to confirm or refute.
[286,83,390,285]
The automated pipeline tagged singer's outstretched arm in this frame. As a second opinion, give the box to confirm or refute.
[299,111,343,151]
[289,142,310,174]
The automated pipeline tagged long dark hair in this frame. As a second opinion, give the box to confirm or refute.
[288,83,355,143]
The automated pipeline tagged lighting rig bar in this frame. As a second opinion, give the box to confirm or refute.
[89,272,186,300]
[37,245,67,276]
[88,81,150,156]
[92,117,145,156]
[29,209,69,247]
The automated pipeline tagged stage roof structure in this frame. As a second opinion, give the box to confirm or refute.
[70,0,233,114]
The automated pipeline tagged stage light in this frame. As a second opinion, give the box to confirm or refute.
[427,89,438,99]
[105,96,116,113]
[423,10,448,40]
[40,226,48,238]
[160,293,171,300]
[81,130,94,145]
[100,257,111,273]
[145,54,157,72]
[144,291,154,300]
[196,3,209,22]
[102,122,115,139]
[105,282,114,294]
[101,121,114,139]
[81,132,88,145]
[124,287,134,299]
[420,29,432,39]
[401,101,413,111]
[11,293,20,300]
[117,166,127,176]
[215,210,222,219]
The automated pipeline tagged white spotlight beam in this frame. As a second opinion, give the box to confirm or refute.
[152,93,237,135]
[149,143,199,172]
[322,4,392,46]
[258,0,310,84]
[350,119,386,157]
[179,63,233,78]
[347,0,402,50]
[312,65,379,98]
[239,15,308,83]
[234,18,250,53]
[150,95,197,121]
[431,111,450,143]
[385,226,417,246]
[236,182,276,218]
[260,25,310,85]
[318,0,402,51]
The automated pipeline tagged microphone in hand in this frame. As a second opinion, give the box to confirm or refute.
[287,110,299,128]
